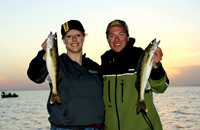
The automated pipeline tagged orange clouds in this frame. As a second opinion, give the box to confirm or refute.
[167,65,200,86]
[0,76,9,85]
[165,68,181,80]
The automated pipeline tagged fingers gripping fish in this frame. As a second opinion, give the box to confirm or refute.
[43,32,62,104]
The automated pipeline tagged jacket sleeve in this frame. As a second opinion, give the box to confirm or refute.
[149,63,169,93]
[27,50,48,84]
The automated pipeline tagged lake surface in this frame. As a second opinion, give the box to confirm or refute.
[154,86,200,130]
[0,86,200,130]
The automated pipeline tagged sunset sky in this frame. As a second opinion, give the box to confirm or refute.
[0,0,200,91]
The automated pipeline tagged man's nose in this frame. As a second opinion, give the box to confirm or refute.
[115,35,119,41]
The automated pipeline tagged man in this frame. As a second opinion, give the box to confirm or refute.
[101,19,169,130]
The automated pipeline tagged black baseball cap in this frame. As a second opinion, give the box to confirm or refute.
[61,20,85,37]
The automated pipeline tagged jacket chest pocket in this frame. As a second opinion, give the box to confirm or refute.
[118,77,138,106]
[120,79,124,102]
[103,78,125,107]
[108,80,112,107]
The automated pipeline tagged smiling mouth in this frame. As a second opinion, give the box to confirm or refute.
[114,43,121,46]
[72,43,78,47]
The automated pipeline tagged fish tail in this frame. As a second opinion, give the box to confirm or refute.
[137,100,147,114]
[55,92,61,103]
[50,92,61,104]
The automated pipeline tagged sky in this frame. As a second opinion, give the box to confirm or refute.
[0,0,200,91]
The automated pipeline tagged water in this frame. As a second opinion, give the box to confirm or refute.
[0,90,50,130]
[154,86,200,130]
[1,86,200,130]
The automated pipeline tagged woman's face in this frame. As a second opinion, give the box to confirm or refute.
[63,29,85,54]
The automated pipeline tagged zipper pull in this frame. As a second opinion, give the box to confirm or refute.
[121,79,124,102]
[108,80,112,107]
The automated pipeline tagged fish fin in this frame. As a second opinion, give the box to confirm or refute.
[137,100,147,114]
[145,82,151,91]
[55,92,61,103]
[45,75,52,83]
[146,82,149,88]
[50,92,55,104]
[50,92,61,104]
[43,52,47,61]
[152,61,157,69]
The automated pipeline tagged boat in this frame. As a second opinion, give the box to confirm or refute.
[1,92,19,98]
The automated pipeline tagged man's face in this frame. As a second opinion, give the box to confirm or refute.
[107,26,129,52]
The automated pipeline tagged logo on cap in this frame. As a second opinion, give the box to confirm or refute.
[63,22,69,32]
[111,20,121,26]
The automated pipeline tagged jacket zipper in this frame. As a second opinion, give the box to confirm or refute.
[120,79,124,102]
[108,80,112,107]
[113,56,120,130]
[115,74,120,130]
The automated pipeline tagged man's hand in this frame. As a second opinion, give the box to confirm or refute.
[154,47,163,63]
[41,39,47,51]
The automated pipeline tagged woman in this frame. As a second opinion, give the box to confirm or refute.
[27,20,104,130]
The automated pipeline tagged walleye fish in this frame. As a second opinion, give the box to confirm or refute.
[136,38,160,114]
[43,32,62,104]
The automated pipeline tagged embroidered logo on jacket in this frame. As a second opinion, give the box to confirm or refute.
[88,69,98,74]
[128,69,135,71]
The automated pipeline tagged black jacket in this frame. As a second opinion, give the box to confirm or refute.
[101,38,168,80]
[27,50,104,129]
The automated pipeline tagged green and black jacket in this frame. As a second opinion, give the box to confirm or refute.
[101,38,169,130]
